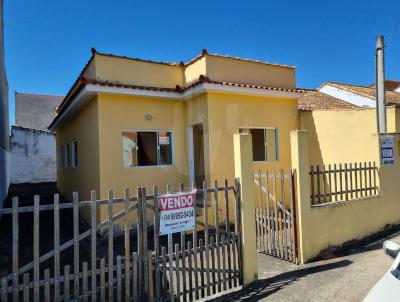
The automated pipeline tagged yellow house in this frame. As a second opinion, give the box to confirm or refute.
[49,48,304,222]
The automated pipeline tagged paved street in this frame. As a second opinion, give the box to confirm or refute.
[210,232,400,301]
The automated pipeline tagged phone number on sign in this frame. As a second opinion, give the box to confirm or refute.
[162,209,194,221]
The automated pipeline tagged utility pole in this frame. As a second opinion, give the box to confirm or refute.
[376,35,387,133]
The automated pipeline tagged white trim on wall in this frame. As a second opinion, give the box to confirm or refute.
[318,84,376,108]
[50,83,303,131]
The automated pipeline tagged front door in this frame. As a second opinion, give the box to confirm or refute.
[189,124,205,187]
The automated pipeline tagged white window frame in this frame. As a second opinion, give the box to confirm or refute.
[239,127,279,162]
[71,139,78,168]
[122,129,175,169]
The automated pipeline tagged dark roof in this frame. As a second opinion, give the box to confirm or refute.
[299,90,360,111]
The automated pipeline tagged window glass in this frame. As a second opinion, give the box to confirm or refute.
[250,128,266,161]
[159,131,173,165]
[122,130,173,167]
[71,140,78,168]
[137,132,158,166]
[239,127,278,162]
[60,145,64,167]
[63,143,70,167]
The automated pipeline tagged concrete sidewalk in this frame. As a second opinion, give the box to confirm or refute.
[210,232,400,301]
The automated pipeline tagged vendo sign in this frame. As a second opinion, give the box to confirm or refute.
[159,191,196,235]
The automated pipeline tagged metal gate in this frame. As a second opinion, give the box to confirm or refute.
[0,179,242,301]
[253,170,298,263]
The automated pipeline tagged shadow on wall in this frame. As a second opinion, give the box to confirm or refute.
[300,112,324,166]
[208,259,352,301]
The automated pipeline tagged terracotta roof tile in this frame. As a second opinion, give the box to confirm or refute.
[322,81,400,105]
[368,79,400,91]
[49,76,304,129]
[299,90,360,111]
[81,76,305,95]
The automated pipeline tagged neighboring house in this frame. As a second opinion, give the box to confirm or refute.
[318,80,400,108]
[49,48,304,223]
[14,92,63,129]
[298,90,360,111]
[10,92,63,184]
[0,0,9,208]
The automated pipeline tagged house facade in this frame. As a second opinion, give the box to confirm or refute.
[49,49,304,222]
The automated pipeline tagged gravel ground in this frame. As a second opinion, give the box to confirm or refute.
[209,232,400,302]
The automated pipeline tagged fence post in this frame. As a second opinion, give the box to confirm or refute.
[290,130,311,264]
[233,133,258,285]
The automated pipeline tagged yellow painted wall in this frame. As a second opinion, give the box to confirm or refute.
[184,56,206,85]
[56,53,301,226]
[205,92,298,222]
[184,93,211,183]
[83,58,96,79]
[93,53,184,88]
[206,92,298,184]
[97,93,189,194]
[96,93,190,222]
[204,55,296,89]
[300,107,397,166]
[90,53,295,90]
[56,97,101,221]
[292,130,400,262]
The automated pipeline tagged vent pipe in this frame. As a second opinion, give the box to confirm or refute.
[376,35,387,133]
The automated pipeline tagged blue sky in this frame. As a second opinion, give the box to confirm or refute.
[5,0,400,125]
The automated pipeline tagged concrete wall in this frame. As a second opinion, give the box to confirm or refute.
[0,147,9,208]
[0,0,9,207]
[300,107,398,166]
[15,92,63,130]
[10,126,56,184]
[291,130,400,263]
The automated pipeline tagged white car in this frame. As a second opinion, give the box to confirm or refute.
[363,240,400,301]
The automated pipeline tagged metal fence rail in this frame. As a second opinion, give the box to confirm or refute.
[253,170,298,264]
[0,179,243,301]
[310,162,378,205]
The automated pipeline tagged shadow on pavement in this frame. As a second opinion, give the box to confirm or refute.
[209,259,353,301]
[317,228,400,261]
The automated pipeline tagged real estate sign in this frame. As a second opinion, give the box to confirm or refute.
[159,191,196,235]
[381,136,394,166]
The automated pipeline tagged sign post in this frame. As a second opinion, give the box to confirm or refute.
[158,191,196,235]
[381,136,394,166]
